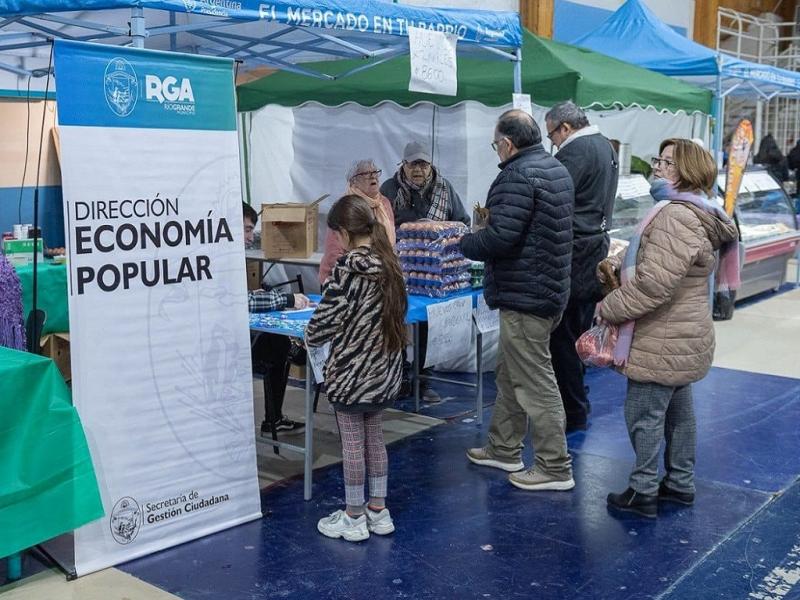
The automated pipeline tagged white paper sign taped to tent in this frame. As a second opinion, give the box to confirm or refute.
[425,295,472,368]
[306,342,330,383]
[474,294,499,334]
[512,93,533,116]
[408,26,458,96]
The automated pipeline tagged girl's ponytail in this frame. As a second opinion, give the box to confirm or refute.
[370,223,407,353]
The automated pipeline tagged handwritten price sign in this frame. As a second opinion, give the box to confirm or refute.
[408,26,458,96]
[424,295,472,368]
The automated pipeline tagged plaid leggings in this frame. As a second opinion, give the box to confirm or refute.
[335,410,388,507]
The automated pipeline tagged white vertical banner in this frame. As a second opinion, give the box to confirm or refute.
[408,25,458,96]
[54,41,261,576]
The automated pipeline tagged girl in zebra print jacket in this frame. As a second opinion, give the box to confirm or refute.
[307,194,407,542]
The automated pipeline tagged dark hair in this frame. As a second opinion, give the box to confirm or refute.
[659,138,716,196]
[327,195,407,353]
[496,109,541,149]
[545,101,590,130]
[242,202,258,225]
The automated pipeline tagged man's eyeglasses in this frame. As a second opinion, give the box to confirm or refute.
[651,157,676,169]
[491,138,506,152]
[353,169,382,179]
[547,122,563,141]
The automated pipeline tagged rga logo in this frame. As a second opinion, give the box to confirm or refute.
[110,496,142,545]
[104,58,139,117]
[145,75,196,115]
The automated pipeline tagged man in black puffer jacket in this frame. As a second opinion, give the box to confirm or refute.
[461,109,575,492]
[545,101,618,433]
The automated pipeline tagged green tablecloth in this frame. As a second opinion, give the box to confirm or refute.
[15,262,69,335]
[0,347,103,558]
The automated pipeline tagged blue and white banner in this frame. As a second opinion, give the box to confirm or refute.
[1,0,522,48]
[54,40,261,577]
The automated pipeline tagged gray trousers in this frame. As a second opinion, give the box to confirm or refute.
[487,309,572,476]
[624,380,696,495]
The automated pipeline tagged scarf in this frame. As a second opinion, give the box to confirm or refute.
[392,166,450,222]
[612,179,740,367]
[346,184,396,246]
[0,254,26,351]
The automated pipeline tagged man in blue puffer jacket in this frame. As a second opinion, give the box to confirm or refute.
[460,109,576,492]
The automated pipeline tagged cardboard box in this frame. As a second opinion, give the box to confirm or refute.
[40,332,71,382]
[245,258,262,291]
[261,195,328,259]
[3,238,44,267]
[288,363,306,381]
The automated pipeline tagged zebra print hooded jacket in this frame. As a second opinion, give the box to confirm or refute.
[305,247,403,412]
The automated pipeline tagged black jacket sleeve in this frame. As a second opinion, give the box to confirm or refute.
[459,168,534,261]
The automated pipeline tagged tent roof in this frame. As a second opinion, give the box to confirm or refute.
[0,0,521,90]
[237,29,712,114]
[572,0,800,97]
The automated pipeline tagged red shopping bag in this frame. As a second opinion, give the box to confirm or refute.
[575,323,619,368]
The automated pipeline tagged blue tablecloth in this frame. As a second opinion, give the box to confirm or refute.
[249,289,484,337]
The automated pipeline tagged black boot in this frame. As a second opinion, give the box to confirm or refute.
[658,481,695,506]
[607,487,657,519]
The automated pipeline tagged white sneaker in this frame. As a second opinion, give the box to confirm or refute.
[365,507,395,535]
[466,447,524,472]
[317,510,369,542]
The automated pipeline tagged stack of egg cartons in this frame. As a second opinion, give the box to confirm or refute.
[396,221,471,298]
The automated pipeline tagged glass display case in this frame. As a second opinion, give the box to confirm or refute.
[718,169,800,299]
[610,170,800,301]
[609,174,653,243]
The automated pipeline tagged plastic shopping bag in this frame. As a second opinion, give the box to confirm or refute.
[575,323,619,368]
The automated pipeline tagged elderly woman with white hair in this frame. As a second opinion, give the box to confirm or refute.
[319,159,396,284]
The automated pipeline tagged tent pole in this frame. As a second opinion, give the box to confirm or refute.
[513,48,522,94]
[130,8,145,49]
[755,99,763,154]
[713,62,724,169]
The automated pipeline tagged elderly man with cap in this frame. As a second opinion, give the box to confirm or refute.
[381,141,470,227]
[381,141,469,404]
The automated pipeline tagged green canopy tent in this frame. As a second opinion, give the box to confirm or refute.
[238,30,711,114]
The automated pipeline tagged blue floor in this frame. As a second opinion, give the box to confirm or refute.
[109,366,800,599]
[4,365,799,598]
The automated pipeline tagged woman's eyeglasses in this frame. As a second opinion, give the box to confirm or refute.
[651,157,676,169]
[353,169,382,179]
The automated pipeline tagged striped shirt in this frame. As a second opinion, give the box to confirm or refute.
[306,247,403,411]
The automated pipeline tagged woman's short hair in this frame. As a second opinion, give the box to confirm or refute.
[660,138,717,195]
[346,159,377,183]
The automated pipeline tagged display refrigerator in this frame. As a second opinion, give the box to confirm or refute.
[610,170,799,302]
[718,169,800,300]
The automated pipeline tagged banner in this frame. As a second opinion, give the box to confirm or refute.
[0,1,522,48]
[54,40,261,576]
[724,119,754,216]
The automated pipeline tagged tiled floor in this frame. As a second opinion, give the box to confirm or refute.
[3,288,800,599]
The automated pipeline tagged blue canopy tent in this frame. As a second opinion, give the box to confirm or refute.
[0,1,523,94]
[571,0,800,158]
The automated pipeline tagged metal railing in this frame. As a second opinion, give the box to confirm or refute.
[717,7,800,155]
